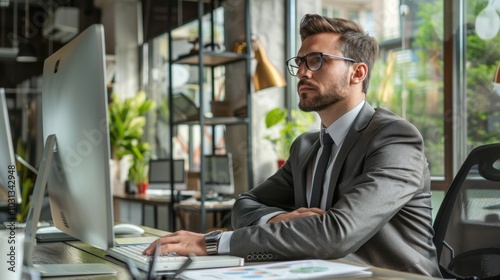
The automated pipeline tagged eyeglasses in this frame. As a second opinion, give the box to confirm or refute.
[286,52,356,76]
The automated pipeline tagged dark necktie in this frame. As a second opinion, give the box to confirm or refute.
[310,133,334,208]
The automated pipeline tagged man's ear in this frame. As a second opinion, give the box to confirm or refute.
[351,63,367,85]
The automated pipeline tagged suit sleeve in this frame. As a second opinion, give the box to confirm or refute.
[231,156,297,229]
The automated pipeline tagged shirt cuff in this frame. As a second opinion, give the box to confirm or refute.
[217,231,233,254]
[217,211,286,254]
[257,211,286,225]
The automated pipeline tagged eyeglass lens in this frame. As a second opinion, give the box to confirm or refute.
[288,53,323,76]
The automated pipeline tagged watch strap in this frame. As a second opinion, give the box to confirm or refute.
[204,230,223,255]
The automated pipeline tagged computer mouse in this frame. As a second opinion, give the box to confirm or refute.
[113,224,145,236]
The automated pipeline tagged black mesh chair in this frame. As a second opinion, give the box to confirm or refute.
[433,143,500,280]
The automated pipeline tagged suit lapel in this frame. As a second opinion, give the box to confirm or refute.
[325,103,376,208]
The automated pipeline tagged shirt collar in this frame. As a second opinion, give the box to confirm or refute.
[321,100,365,146]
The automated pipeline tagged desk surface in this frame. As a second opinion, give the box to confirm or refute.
[113,191,172,204]
[176,198,235,211]
[29,227,439,280]
[113,192,235,210]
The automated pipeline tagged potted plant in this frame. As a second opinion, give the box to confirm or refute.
[108,91,156,192]
[15,140,35,222]
[128,152,150,194]
[264,107,315,167]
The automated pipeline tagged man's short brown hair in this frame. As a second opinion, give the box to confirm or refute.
[299,14,379,94]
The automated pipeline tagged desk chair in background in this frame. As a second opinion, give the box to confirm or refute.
[433,143,500,280]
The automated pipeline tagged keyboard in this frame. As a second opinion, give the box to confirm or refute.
[106,243,244,272]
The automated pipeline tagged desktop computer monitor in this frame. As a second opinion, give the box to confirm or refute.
[0,88,21,208]
[203,153,235,196]
[23,24,117,276]
[148,159,186,191]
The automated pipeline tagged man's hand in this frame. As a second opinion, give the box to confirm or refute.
[268,207,326,223]
[142,230,207,256]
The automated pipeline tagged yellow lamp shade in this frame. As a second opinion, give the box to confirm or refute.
[253,38,286,91]
[494,61,500,83]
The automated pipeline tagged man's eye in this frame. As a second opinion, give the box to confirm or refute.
[309,56,321,65]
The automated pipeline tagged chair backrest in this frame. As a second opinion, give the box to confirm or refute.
[433,143,500,280]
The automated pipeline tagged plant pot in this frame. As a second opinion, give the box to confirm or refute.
[210,101,231,117]
[137,182,149,194]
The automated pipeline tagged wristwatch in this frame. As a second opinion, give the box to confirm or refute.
[204,230,223,255]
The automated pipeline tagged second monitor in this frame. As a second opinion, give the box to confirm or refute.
[147,154,235,197]
[203,153,235,196]
[148,159,186,191]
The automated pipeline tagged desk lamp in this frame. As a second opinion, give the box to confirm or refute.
[494,61,500,95]
[494,61,500,83]
[253,38,286,91]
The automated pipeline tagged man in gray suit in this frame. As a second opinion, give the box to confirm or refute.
[144,14,441,277]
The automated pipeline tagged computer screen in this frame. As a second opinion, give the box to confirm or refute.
[203,153,234,195]
[0,88,21,207]
[23,24,117,276]
[148,159,186,191]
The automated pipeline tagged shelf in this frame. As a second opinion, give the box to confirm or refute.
[174,116,249,126]
[166,0,252,233]
[173,51,247,66]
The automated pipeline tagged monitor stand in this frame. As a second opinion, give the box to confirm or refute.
[23,135,117,277]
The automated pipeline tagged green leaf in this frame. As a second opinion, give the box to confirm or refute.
[264,107,315,159]
[265,107,288,128]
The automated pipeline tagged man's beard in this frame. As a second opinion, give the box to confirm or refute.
[298,74,349,112]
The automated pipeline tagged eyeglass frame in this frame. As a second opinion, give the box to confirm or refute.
[286,52,357,76]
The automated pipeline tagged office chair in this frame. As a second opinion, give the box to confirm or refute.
[433,143,500,280]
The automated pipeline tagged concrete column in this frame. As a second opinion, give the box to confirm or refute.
[96,0,142,99]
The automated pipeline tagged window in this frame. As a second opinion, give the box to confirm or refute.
[464,1,500,155]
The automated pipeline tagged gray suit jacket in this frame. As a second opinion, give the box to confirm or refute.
[230,103,442,277]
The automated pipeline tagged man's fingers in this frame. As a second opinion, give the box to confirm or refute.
[142,239,159,255]
[143,233,181,255]
[143,231,206,256]
[308,207,326,214]
[295,207,325,214]
[295,207,311,213]
[293,208,325,216]
[268,209,327,223]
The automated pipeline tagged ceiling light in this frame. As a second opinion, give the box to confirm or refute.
[17,0,38,62]
[16,42,37,62]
